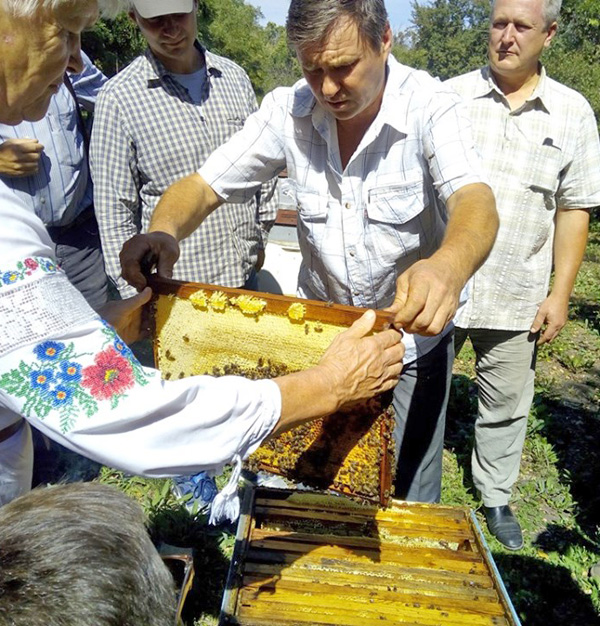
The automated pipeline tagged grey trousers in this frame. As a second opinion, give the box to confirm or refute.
[393,331,454,503]
[454,327,537,507]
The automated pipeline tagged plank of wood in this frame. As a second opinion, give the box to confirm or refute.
[239,578,506,617]
[149,276,394,329]
[237,592,510,626]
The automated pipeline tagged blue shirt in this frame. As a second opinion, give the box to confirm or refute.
[0,52,107,227]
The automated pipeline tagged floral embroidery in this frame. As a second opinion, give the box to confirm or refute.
[81,347,135,402]
[0,325,151,433]
[0,257,58,288]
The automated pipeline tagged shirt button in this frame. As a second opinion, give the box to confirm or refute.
[345,202,351,209]
[349,250,355,257]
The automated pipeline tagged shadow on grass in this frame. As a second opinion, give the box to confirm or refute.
[535,397,600,535]
[494,547,600,625]
[444,372,478,498]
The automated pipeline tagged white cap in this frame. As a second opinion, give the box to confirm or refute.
[132,0,194,19]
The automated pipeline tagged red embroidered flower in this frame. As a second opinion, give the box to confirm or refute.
[24,258,39,270]
[81,347,135,400]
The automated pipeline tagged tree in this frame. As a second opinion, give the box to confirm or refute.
[82,13,146,77]
[393,0,489,79]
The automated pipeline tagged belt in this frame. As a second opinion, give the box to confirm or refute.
[0,418,25,444]
[46,204,95,237]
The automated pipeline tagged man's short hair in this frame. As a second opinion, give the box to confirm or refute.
[491,0,562,29]
[0,0,126,18]
[0,482,177,626]
[286,0,389,54]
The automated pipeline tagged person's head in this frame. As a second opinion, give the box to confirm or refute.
[489,0,560,85]
[0,482,177,626]
[286,0,392,129]
[128,0,199,73]
[0,0,124,125]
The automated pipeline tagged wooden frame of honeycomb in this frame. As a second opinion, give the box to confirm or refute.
[149,276,396,505]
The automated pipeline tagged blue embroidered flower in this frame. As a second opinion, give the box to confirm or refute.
[113,337,134,360]
[58,361,82,383]
[39,258,57,272]
[30,369,55,391]
[34,341,66,361]
[2,271,18,285]
[48,385,74,408]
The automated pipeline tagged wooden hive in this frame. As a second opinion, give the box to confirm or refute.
[150,276,397,505]
[220,487,521,626]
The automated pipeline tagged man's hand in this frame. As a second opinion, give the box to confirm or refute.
[97,287,153,345]
[319,310,405,403]
[272,310,404,434]
[120,232,180,292]
[386,258,462,336]
[0,138,43,177]
[530,293,569,345]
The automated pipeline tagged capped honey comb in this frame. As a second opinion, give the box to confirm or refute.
[150,276,397,505]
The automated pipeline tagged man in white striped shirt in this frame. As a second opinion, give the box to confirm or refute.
[447,0,600,550]
[121,0,499,504]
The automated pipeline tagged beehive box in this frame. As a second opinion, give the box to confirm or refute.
[220,487,521,626]
[150,276,397,505]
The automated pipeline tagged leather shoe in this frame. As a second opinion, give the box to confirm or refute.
[482,505,524,550]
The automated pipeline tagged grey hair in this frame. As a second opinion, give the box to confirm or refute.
[1,0,129,18]
[286,0,389,53]
[491,0,562,29]
[0,482,177,626]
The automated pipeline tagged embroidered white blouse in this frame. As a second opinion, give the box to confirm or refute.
[0,181,281,517]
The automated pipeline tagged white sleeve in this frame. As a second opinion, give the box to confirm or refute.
[0,317,281,478]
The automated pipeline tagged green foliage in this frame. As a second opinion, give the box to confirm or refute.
[393,0,489,78]
[82,13,146,76]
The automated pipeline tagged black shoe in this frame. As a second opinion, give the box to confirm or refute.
[482,505,524,551]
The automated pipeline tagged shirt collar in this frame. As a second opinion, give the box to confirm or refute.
[480,64,551,113]
[143,41,224,85]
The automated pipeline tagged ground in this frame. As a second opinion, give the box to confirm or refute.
[32,219,600,625]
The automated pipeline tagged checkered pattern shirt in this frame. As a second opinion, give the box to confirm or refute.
[90,43,278,297]
[447,66,600,330]
[200,56,486,363]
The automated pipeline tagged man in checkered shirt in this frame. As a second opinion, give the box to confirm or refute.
[447,0,600,550]
[90,0,279,511]
[120,0,500,505]
[90,0,278,299]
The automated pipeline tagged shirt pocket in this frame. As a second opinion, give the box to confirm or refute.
[523,144,562,204]
[294,187,329,252]
[521,145,562,253]
[365,179,427,262]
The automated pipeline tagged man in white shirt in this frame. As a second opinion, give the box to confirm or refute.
[0,0,404,513]
[120,0,499,504]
